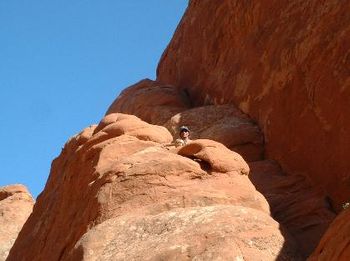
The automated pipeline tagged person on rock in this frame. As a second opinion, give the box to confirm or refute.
[175,126,191,147]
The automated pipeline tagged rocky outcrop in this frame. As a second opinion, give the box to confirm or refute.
[157,0,350,209]
[249,160,335,257]
[8,113,302,261]
[106,80,264,163]
[308,208,350,260]
[103,79,335,258]
[106,79,190,125]
[7,1,346,259]
[0,184,34,261]
[165,105,264,162]
[72,205,299,261]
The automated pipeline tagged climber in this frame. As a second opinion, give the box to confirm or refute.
[174,126,191,147]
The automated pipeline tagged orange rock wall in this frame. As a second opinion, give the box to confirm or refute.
[157,0,350,208]
[7,114,302,260]
[308,208,350,260]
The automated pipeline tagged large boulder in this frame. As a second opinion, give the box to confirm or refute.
[8,114,301,260]
[157,0,350,209]
[106,79,190,125]
[178,139,249,174]
[0,184,34,261]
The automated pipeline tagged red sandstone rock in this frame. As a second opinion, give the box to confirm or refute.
[8,114,301,260]
[165,104,264,162]
[106,79,190,125]
[107,83,265,162]
[249,160,335,257]
[70,206,301,261]
[308,208,350,261]
[157,0,350,209]
[90,113,173,144]
[7,1,346,257]
[178,139,249,174]
[0,184,34,260]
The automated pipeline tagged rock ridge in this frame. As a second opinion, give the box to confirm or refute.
[8,113,303,260]
[156,0,350,210]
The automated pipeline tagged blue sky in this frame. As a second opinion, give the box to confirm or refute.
[0,1,187,198]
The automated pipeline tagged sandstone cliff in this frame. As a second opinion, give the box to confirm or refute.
[8,77,336,259]
[107,79,336,258]
[6,0,349,259]
[0,184,34,261]
[157,0,350,211]
[8,113,304,260]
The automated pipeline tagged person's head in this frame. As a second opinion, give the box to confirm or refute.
[179,126,190,139]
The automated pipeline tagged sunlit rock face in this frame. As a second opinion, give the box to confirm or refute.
[0,184,34,260]
[106,79,190,125]
[7,0,347,259]
[104,77,335,258]
[157,0,350,209]
[7,113,302,261]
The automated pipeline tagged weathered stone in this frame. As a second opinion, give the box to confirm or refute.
[178,139,250,175]
[7,114,300,261]
[0,184,34,261]
[165,104,264,162]
[157,0,350,209]
[308,208,350,260]
[70,206,302,261]
[106,79,190,125]
[249,160,335,258]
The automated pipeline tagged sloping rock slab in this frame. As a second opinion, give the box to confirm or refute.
[71,205,302,261]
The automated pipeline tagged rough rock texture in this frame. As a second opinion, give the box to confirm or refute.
[249,160,335,257]
[8,1,347,258]
[308,208,350,261]
[8,113,302,261]
[178,139,249,174]
[0,184,34,261]
[71,206,299,261]
[107,80,264,163]
[157,0,350,209]
[106,79,190,125]
[103,78,336,257]
[165,104,264,162]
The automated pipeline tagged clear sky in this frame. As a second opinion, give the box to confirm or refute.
[0,1,188,198]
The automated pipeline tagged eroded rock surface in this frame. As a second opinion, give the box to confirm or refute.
[165,105,264,162]
[250,160,335,257]
[7,1,347,259]
[106,79,190,125]
[102,77,336,257]
[0,184,34,261]
[308,208,350,261]
[71,206,300,261]
[107,81,264,163]
[8,114,301,261]
[157,0,350,209]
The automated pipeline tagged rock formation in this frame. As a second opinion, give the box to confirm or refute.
[107,80,336,258]
[106,79,190,125]
[8,113,304,260]
[157,0,350,210]
[0,184,34,261]
[6,0,348,259]
[249,160,335,256]
[308,208,350,260]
